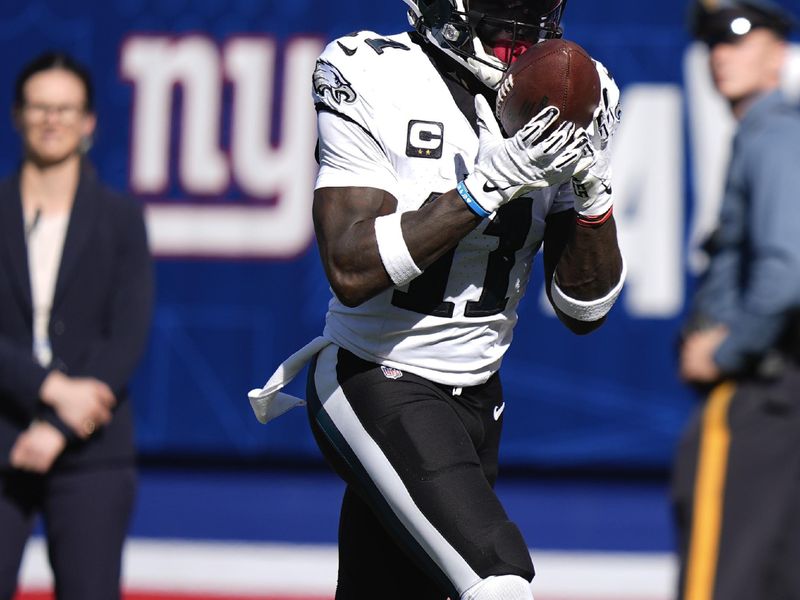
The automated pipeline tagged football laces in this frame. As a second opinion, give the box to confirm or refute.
[495,73,515,119]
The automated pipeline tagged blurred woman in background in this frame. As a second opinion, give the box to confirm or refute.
[0,51,153,600]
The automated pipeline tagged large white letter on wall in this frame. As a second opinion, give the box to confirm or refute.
[121,34,325,258]
[122,36,228,195]
[612,84,684,318]
[684,42,735,274]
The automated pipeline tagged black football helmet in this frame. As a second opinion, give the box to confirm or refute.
[403,0,568,88]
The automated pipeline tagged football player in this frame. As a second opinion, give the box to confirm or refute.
[258,1,624,599]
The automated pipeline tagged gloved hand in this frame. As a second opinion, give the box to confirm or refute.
[458,94,595,218]
[591,60,621,150]
[571,136,612,218]
[571,61,620,219]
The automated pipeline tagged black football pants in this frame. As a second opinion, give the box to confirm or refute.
[306,345,534,600]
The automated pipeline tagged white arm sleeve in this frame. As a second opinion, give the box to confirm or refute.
[315,110,400,198]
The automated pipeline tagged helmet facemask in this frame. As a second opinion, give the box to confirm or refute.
[405,0,567,88]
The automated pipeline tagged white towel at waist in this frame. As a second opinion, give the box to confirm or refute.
[248,336,331,424]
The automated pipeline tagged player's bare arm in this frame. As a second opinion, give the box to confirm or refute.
[543,210,623,334]
[313,186,482,307]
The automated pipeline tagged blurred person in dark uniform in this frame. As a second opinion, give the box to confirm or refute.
[672,2,800,599]
[0,52,153,600]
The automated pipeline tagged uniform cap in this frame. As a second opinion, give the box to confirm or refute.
[689,0,796,44]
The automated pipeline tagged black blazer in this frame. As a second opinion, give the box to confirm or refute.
[0,164,153,470]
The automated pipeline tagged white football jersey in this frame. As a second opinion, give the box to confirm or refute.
[312,30,595,387]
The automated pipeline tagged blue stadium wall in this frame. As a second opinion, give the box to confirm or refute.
[3,0,794,470]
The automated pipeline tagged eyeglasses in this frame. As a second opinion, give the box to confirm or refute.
[22,103,86,123]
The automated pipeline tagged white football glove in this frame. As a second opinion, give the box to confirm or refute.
[571,137,612,217]
[572,61,620,219]
[591,60,621,150]
[458,94,595,218]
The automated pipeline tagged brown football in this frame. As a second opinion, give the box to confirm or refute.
[495,39,600,137]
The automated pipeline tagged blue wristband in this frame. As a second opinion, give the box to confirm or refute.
[456,181,492,219]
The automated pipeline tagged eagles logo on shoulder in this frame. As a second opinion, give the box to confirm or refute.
[313,59,357,106]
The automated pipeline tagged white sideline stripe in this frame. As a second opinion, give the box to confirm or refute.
[532,551,676,599]
[19,537,677,599]
[19,538,338,595]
